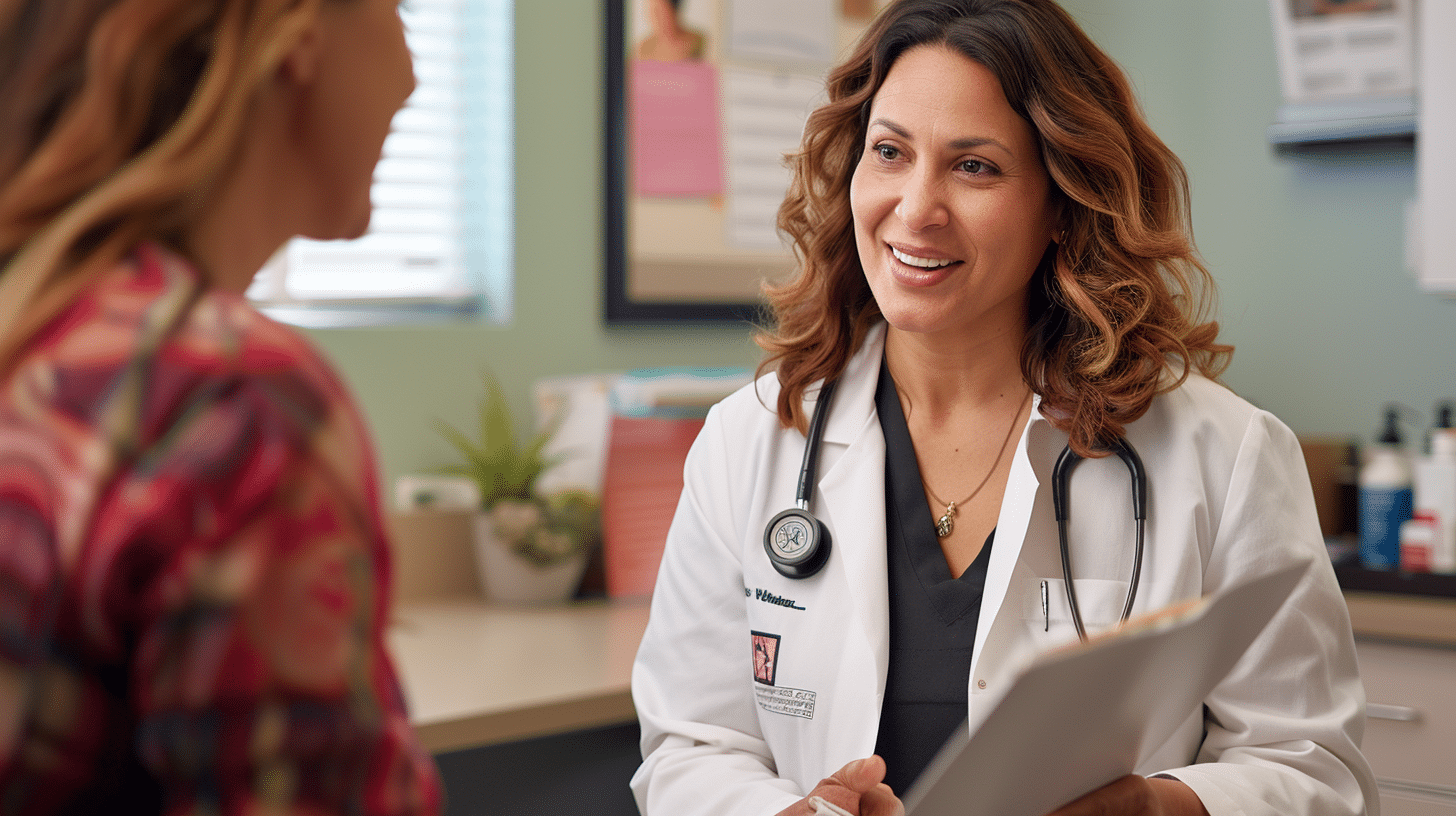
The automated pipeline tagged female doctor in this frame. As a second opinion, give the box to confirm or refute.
[630,1,1376,815]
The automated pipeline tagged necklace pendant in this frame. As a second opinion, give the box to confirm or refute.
[935,502,956,538]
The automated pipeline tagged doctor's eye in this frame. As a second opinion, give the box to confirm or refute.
[957,159,998,177]
[872,143,903,162]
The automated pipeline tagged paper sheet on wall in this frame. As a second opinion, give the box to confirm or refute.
[1267,0,1415,104]
[726,0,836,66]
[902,558,1312,816]
[722,67,826,250]
[630,59,725,197]
[532,373,618,495]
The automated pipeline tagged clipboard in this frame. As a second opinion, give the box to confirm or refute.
[902,558,1313,816]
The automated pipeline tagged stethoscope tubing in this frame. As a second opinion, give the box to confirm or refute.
[772,376,1149,643]
[795,379,838,510]
[1052,437,1147,640]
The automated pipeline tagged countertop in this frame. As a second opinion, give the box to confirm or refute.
[1342,590,1456,648]
[1335,565,1456,648]
[386,586,1454,756]
[383,486,1456,754]
[388,598,651,754]
[1334,563,1456,600]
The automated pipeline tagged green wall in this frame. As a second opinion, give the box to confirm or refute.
[1061,1,1455,444]
[307,0,760,491]
[310,0,1456,492]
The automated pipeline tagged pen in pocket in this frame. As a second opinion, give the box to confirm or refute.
[1041,580,1049,631]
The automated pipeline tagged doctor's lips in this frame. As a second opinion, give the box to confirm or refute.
[889,244,959,269]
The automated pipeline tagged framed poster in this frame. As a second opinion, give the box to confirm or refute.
[605,0,874,323]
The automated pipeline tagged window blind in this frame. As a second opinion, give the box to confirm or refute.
[250,0,513,326]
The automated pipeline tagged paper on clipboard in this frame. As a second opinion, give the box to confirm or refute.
[902,558,1312,816]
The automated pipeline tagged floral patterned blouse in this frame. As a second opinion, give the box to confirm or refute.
[0,243,442,814]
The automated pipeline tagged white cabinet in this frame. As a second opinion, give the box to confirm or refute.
[1356,638,1456,815]
[1413,0,1456,292]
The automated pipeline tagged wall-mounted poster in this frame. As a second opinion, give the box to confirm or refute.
[1268,0,1415,104]
[605,0,882,322]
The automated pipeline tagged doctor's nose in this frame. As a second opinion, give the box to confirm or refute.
[894,170,949,232]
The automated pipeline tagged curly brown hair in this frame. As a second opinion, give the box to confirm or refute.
[756,0,1231,457]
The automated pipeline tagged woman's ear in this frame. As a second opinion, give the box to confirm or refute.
[279,17,324,86]
[1051,200,1070,245]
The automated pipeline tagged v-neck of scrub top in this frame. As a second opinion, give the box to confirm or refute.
[872,353,994,797]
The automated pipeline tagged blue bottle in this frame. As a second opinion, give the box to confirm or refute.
[1359,407,1413,570]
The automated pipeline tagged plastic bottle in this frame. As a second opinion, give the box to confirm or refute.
[1336,440,1360,539]
[1414,401,1456,573]
[1359,406,1413,570]
[1399,511,1436,572]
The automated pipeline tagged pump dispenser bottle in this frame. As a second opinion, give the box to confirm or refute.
[1360,406,1413,570]
[1415,401,1456,573]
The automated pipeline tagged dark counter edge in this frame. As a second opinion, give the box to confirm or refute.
[1334,563,1456,599]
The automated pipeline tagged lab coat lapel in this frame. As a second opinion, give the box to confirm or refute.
[976,411,1038,660]
[968,410,1070,728]
[812,325,890,746]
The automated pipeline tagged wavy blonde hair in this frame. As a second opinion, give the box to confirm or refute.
[757,0,1232,457]
[0,0,325,372]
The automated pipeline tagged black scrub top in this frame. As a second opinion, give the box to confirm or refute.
[872,355,993,797]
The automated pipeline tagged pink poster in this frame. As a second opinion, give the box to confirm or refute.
[630,59,724,197]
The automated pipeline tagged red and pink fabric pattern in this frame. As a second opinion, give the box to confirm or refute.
[0,243,441,814]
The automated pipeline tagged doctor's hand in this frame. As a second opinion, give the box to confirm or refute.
[1044,774,1209,816]
[776,755,905,816]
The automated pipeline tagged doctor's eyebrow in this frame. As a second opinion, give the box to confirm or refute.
[867,118,1012,156]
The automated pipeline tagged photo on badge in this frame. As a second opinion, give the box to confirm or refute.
[751,631,780,685]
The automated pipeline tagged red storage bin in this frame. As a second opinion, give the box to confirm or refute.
[600,415,704,599]
[598,367,751,599]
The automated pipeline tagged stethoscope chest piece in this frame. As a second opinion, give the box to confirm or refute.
[764,508,831,579]
[763,378,839,580]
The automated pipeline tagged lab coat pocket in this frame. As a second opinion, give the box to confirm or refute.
[1021,577,1130,649]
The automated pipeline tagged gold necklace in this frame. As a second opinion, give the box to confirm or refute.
[921,390,1029,538]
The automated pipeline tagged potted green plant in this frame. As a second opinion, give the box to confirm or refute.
[435,371,600,604]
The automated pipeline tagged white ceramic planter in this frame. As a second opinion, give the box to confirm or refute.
[472,513,589,604]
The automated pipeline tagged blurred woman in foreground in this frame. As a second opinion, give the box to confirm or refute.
[0,0,442,811]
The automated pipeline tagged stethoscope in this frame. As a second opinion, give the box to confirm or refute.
[762,379,1148,642]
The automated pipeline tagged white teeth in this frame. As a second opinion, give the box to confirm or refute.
[891,247,954,268]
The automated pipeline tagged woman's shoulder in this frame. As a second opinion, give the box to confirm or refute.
[121,244,359,445]
[709,368,788,432]
[1146,371,1300,455]
[2,245,379,541]
[711,321,886,434]
[135,252,380,515]
[182,289,342,395]
[1158,372,1255,416]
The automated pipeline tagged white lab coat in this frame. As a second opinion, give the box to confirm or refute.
[631,323,1377,816]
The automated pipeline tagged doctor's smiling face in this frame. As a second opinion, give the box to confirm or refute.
[850,44,1059,342]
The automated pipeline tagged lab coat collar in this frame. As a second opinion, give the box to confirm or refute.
[817,322,1062,446]
[816,322,886,448]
